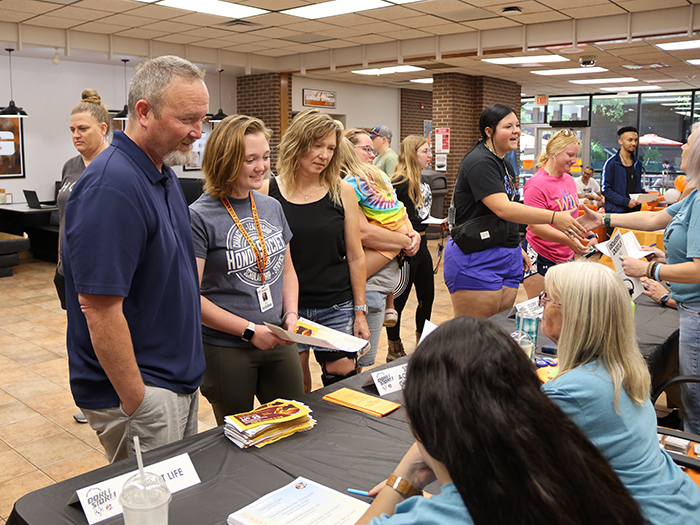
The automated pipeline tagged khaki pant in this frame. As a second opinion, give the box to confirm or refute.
[82,384,199,463]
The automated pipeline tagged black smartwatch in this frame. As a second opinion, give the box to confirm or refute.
[241,321,256,342]
[660,293,670,307]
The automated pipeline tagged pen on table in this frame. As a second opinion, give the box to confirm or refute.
[348,488,373,497]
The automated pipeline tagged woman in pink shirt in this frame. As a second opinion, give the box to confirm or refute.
[522,130,595,298]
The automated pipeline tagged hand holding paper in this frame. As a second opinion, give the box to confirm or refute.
[620,256,649,278]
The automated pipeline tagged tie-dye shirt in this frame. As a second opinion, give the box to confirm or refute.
[345,172,408,231]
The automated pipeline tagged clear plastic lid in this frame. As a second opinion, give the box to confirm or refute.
[120,472,171,508]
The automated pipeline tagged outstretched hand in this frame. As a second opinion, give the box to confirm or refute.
[577,205,604,232]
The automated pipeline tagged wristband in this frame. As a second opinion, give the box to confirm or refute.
[386,474,422,498]
[654,263,664,282]
[551,210,556,224]
[646,262,656,279]
[282,311,298,322]
[604,213,611,228]
[587,233,599,240]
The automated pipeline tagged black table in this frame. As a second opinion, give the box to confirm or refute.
[8,359,414,525]
[0,203,59,261]
[490,293,680,390]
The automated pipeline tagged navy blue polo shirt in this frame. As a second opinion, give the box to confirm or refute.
[63,131,205,410]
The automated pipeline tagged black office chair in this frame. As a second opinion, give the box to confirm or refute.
[653,375,700,473]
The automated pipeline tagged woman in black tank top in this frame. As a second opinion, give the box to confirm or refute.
[262,109,370,391]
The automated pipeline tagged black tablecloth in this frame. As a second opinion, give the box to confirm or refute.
[8,359,414,525]
[8,296,680,525]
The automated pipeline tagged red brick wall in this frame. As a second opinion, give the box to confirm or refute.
[432,73,521,216]
[400,88,433,142]
[237,73,293,170]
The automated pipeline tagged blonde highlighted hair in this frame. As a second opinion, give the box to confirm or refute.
[276,108,343,205]
[391,135,428,207]
[341,129,393,194]
[545,261,650,410]
[536,129,581,168]
[201,115,271,199]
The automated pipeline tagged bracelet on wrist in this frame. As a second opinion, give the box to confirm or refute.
[551,210,556,225]
[604,213,611,228]
[646,262,655,279]
[282,311,298,322]
[386,474,422,498]
[654,263,664,282]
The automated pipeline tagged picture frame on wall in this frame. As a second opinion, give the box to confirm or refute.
[0,115,26,179]
[183,117,212,171]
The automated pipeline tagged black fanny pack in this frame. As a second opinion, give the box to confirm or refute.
[450,214,509,254]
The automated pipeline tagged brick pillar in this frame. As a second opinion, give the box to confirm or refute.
[236,73,293,170]
[433,73,521,217]
[400,88,433,141]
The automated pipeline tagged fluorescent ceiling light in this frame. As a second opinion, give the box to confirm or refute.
[600,85,663,92]
[688,59,700,65]
[282,0,390,19]
[481,55,568,65]
[657,40,700,51]
[389,0,425,3]
[410,78,433,84]
[532,67,608,76]
[569,77,638,84]
[159,0,268,17]
[352,65,424,75]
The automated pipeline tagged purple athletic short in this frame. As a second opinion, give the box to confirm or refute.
[443,240,523,292]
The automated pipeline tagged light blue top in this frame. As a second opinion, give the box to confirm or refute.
[543,360,700,525]
[368,482,472,525]
[665,189,700,304]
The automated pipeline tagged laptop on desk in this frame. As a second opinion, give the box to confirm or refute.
[23,190,55,209]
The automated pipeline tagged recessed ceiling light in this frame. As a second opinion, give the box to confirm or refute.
[657,40,700,51]
[282,0,390,19]
[600,85,663,92]
[621,63,668,70]
[531,67,608,76]
[688,59,700,65]
[410,78,434,84]
[353,65,424,75]
[159,0,268,18]
[569,77,638,84]
[481,55,568,65]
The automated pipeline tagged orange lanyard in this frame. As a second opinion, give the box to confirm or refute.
[221,194,268,283]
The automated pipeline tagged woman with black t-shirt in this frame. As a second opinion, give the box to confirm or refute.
[444,104,596,318]
[262,109,370,392]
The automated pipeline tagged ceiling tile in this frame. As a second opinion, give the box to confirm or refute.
[464,18,521,30]
[514,11,569,23]
[71,21,131,34]
[394,15,452,29]
[143,20,199,33]
[0,9,36,22]
[254,47,296,56]
[114,28,170,40]
[616,0,687,11]
[381,28,433,40]
[72,0,136,12]
[321,13,381,27]
[345,34,396,45]
[94,13,156,27]
[312,26,362,39]
[218,33,270,44]
[250,27,303,39]
[0,0,56,14]
[410,0,480,14]
[169,12,232,26]
[50,6,111,21]
[560,4,626,17]
[180,27,234,39]
[23,15,77,29]
[241,0,311,9]
[312,39,359,49]
[278,20,334,32]
[123,4,186,20]
[154,33,205,45]
[422,23,475,35]
[248,12,302,26]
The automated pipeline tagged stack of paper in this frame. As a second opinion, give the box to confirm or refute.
[228,477,369,525]
[224,399,316,449]
[323,387,401,417]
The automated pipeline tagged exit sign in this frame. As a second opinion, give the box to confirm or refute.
[535,95,548,106]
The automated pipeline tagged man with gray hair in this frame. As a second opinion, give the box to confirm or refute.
[370,125,398,175]
[62,56,208,462]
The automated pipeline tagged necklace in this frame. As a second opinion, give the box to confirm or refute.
[485,140,505,159]
[297,185,317,202]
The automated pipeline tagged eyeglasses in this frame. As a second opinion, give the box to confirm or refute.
[418,148,431,155]
[538,291,561,308]
[355,145,377,156]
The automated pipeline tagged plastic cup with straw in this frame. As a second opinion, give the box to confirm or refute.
[119,436,171,524]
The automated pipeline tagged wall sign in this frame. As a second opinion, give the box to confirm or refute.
[435,128,450,154]
[303,89,337,109]
[0,116,25,179]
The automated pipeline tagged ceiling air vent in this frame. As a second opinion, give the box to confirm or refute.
[220,19,262,28]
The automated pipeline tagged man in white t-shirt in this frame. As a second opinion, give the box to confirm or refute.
[575,166,605,208]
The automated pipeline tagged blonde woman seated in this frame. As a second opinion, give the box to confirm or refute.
[541,261,700,524]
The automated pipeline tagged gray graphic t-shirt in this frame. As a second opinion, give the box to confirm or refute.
[189,191,292,347]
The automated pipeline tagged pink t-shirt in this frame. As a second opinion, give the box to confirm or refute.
[524,168,579,263]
